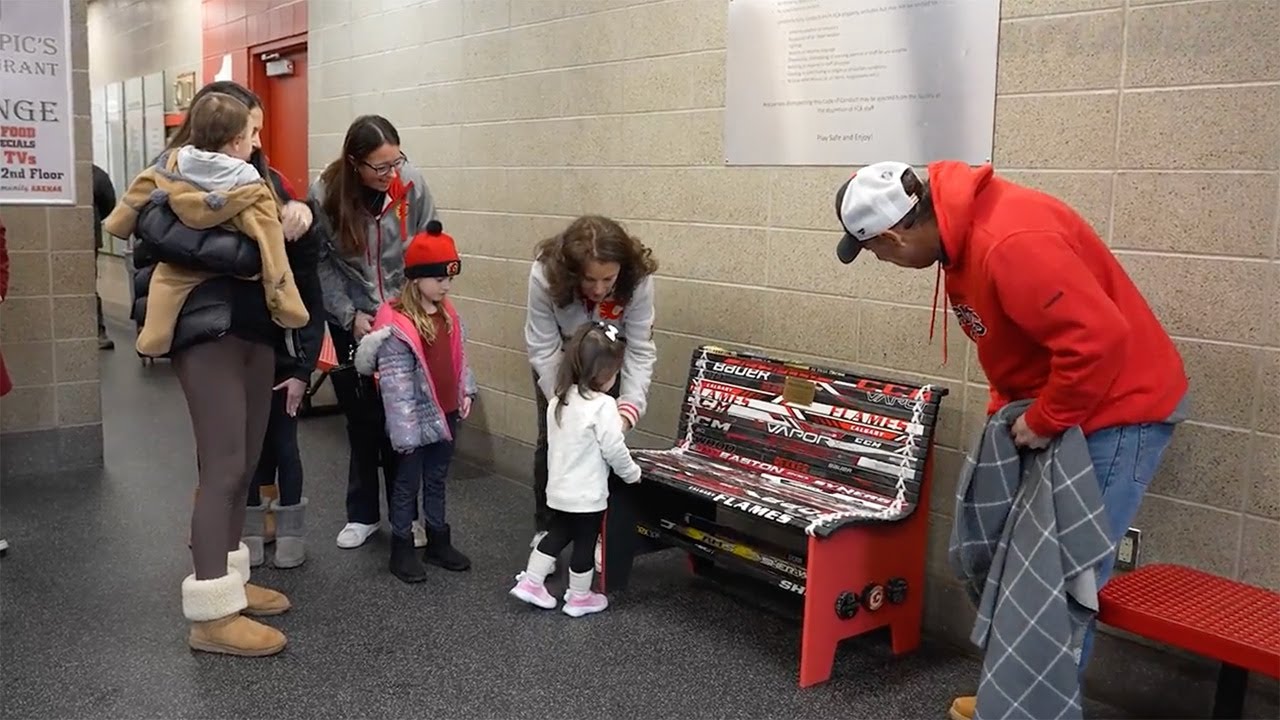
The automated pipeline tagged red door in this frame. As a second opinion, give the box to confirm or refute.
[256,44,309,198]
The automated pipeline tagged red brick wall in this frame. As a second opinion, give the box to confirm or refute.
[201,0,307,84]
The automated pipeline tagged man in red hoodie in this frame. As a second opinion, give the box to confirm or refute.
[834,161,1189,720]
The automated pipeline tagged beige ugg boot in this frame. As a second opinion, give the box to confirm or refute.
[949,696,976,720]
[182,573,286,657]
[228,542,291,616]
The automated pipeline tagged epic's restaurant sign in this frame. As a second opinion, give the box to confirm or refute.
[0,0,76,205]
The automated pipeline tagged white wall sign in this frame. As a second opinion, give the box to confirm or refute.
[0,0,77,205]
[724,0,1000,167]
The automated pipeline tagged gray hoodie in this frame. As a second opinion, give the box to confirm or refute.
[174,146,262,191]
[308,162,437,331]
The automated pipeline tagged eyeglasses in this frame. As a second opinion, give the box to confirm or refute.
[360,152,408,177]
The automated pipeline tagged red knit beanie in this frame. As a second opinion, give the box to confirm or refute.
[403,220,460,279]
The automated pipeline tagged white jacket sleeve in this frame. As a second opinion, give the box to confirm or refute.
[524,261,563,399]
[617,275,657,428]
[593,399,642,483]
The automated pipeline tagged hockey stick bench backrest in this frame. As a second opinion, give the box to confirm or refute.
[666,346,949,532]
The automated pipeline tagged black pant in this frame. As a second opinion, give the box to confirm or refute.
[329,323,399,525]
[532,370,620,533]
[537,510,605,574]
[248,388,303,506]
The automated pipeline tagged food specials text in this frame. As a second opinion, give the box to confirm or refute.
[0,14,73,201]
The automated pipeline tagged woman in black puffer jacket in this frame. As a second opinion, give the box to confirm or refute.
[122,81,323,658]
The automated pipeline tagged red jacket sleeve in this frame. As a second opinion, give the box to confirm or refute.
[270,168,297,201]
[987,231,1129,436]
[0,217,9,299]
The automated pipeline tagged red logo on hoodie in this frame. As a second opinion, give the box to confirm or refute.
[598,299,624,320]
[952,304,987,339]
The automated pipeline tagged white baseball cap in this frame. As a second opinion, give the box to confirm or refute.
[834,161,920,264]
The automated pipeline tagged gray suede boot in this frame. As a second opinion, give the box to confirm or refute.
[271,497,307,569]
[242,502,269,567]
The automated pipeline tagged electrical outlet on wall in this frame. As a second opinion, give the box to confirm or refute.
[1115,527,1141,572]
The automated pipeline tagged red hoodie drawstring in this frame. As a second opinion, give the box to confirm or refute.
[928,262,949,367]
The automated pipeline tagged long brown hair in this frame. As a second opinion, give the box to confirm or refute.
[553,321,626,425]
[392,281,453,346]
[534,215,657,308]
[319,115,401,257]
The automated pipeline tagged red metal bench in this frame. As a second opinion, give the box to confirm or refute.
[601,345,949,687]
[1097,563,1280,718]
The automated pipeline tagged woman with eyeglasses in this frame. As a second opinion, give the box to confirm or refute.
[309,114,440,551]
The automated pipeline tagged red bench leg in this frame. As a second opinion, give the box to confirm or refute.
[796,455,934,687]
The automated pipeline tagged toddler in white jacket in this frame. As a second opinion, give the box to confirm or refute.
[510,321,641,617]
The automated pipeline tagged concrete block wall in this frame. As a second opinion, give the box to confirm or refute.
[309,0,1278,712]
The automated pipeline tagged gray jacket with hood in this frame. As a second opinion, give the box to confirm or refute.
[309,162,437,332]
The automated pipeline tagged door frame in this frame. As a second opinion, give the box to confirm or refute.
[248,34,308,192]
[248,34,308,96]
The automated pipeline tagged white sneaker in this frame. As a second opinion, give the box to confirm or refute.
[336,522,379,549]
[412,520,427,548]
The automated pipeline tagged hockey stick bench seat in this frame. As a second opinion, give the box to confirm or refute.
[601,345,950,688]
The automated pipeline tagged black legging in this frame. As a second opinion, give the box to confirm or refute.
[328,322,399,525]
[536,510,605,574]
[248,390,303,506]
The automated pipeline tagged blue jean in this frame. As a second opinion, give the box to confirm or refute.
[390,412,460,539]
[1077,420,1178,673]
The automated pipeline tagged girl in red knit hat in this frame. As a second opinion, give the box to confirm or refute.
[353,221,478,582]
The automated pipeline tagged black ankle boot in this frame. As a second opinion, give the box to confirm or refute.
[390,536,427,583]
[424,524,471,571]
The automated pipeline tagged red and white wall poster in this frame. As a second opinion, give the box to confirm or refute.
[0,0,77,205]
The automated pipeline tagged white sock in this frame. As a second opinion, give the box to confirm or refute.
[524,550,556,584]
[568,569,594,596]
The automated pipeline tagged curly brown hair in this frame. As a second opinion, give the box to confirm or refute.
[534,215,658,308]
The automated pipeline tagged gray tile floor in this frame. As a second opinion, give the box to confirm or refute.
[0,324,1132,719]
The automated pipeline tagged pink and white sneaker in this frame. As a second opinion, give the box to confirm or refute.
[509,573,557,609]
[562,590,609,617]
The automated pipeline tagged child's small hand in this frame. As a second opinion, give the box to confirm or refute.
[281,200,313,241]
[353,311,374,339]
[619,410,633,432]
[460,395,473,419]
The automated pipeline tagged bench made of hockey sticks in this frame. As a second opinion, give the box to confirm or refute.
[598,345,949,688]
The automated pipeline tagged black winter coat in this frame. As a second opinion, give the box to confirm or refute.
[130,168,326,381]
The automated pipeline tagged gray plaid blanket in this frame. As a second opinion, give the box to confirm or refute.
[948,399,1113,720]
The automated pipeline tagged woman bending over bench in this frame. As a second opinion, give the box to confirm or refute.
[523,216,658,559]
